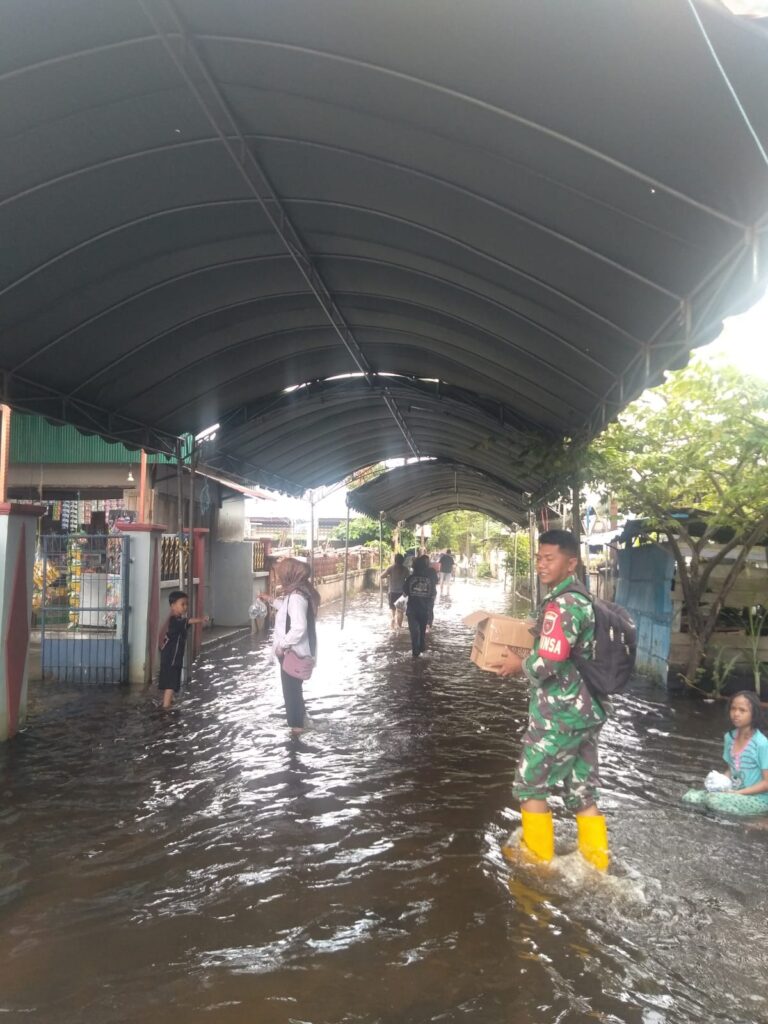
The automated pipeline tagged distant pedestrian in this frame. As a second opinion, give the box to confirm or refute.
[424,555,438,631]
[402,555,437,657]
[382,553,409,629]
[273,558,321,735]
[157,590,203,709]
[439,549,455,596]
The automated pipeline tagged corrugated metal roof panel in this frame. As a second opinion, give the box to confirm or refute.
[10,414,175,465]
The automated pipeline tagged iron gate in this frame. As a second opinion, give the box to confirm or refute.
[38,534,130,683]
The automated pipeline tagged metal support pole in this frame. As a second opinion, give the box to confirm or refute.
[528,507,537,607]
[188,444,197,600]
[186,443,197,676]
[176,439,184,584]
[309,492,315,582]
[572,476,585,584]
[340,501,351,630]
[512,527,519,617]
[379,512,384,609]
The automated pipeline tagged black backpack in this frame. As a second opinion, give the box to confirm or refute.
[550,582,637,698]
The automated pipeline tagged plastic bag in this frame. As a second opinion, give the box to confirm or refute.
[394,594,408,610]
[704,770,733,793]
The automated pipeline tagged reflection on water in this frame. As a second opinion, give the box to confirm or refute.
[2,581,768,1024]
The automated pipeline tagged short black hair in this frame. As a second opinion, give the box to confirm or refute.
[538,529,580,558]
[168,590,188,604]
[394,553,405,565]
[728,690,766,733]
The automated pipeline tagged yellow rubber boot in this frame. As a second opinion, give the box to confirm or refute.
[577,814,610,871]
[520,809,555,862]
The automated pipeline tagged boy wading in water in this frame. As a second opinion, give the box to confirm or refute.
[494,530,610,870]
[158,590,203,709]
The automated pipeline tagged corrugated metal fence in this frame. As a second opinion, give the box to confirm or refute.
[616,545,674,683]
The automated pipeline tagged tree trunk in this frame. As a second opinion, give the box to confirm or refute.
[684,631,706,688]
[665,531,708,686]
[670,518,768,687]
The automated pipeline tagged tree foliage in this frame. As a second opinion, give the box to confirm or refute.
[332,515,415,551]
[504,530,531,584]
[583,358,768,683]
[429,510,489,554]
[587,360,768,531]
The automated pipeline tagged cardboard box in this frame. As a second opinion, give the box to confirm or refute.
[463,610,533,672]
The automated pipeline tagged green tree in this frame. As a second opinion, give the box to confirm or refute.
[583,358,768,685]
[332,515,414,552]
[503,531,531,589]
[430,510,492,556]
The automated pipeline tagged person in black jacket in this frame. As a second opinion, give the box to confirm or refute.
[402,556,437,657]
[438,549,455,596]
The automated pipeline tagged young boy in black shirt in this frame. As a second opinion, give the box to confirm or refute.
[158,590,203,708]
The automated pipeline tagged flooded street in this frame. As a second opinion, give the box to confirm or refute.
[2,579,768,1024]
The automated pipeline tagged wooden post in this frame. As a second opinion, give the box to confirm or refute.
[0,405,10,503]
[340,501,351,629]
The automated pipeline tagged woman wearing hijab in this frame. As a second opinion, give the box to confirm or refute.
[273,558,321,734]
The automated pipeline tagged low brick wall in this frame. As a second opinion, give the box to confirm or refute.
[316,568,376,605]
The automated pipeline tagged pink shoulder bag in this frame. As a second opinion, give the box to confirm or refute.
[281,597,316,679]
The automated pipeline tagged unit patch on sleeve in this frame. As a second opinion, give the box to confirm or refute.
[538,602,571,661]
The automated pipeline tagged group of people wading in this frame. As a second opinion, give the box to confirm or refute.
[156,529,768,872]
[382,549,456,653]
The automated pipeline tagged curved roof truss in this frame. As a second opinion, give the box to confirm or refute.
[348,461,529,527]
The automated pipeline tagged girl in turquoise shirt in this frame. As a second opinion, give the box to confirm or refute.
[684,691,768,816]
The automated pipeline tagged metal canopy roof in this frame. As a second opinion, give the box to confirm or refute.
[201,375,551,496]
[2,0,768,509]
[348,461,530,527]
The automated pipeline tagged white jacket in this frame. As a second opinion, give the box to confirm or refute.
[273,592,313,659]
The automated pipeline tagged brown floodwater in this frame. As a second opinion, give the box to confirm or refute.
[2,580,767,1024]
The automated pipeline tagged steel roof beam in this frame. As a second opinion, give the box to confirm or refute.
[136,0,420,458]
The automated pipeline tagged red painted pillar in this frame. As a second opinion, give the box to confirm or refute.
[0,503,44,741]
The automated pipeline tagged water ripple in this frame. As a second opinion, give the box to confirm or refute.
[1,583,767,1023]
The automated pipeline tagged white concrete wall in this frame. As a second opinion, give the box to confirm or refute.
[211,540,255,626]
[216,495,246,543]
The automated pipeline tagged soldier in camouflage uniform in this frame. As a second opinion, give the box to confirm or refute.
[494,529,610,870]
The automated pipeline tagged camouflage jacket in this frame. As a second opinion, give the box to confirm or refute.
[523,575,606,732]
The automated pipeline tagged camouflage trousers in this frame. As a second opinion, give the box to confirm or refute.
[513,721,604,812]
